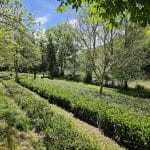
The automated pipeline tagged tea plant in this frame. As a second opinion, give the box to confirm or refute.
[18,78,150,150]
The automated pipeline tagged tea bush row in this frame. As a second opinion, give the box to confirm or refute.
[19,78,150,150]
[3,80,101,150]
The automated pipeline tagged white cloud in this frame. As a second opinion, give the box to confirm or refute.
[35,16,48,25]
[68,19,78,27]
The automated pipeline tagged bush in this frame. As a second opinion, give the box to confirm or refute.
[3,81,100,150]
[0,96,29,132]
[83,72,92,83]
[65,74,82,82]
[18,78,150,150]
[0,95,30,149]
[0,72,13,80]
[135,84,145,90]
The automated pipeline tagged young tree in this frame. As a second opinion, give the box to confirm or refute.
[0,27,14,71]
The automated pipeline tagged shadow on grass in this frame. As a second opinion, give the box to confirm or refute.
[115,88,150,99]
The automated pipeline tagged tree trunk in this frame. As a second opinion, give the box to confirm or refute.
[99,75,104,96]
[15,66,19,82]
[33,68,36,79]
[72,56,76,77]
[42,72,45,78]
[100,83,103,96]
[124,80,128,90]
[14,49,19,83]
[60,63,64,77]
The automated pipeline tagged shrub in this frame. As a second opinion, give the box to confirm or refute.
[3,81,101,150]
[135,84,145,90]
[18,78,150,150]
[0,95,30,149]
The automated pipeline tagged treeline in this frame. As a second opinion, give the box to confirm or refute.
[0,1,150,94]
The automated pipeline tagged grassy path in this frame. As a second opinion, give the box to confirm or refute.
[50,104,124,150]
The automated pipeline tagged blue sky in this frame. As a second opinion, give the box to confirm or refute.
[21,0,76,28]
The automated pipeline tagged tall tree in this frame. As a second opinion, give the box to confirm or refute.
[76,7,119,95]
[46,28,57,79]
[111,22,149,89]
[0,0,40,81]
[47,23,79,77]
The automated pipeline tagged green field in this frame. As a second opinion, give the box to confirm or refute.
[17,77,150,150]
[21,77,150,115]
[0,79,126,150]
[0,73,150,149]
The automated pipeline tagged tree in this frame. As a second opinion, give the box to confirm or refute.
[111,22,149,89]
[0,0,40,81]
[46,23,79,78]
[75,7,94,83]
[57,0,150,26]
[0,26,14,71]
[46,28,58,79]
[75,7,119,95]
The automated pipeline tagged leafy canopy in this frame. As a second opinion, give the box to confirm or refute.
[57,0,150,26]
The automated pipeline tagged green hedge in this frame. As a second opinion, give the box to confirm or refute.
[0,72,13,80]
[0,83,29,132]
[3,80,101,150]
[0,94,30,149]
[38,78,150,115]
[0,96,29,132]
[19,78,150,150]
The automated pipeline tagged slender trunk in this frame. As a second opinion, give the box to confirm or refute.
[60,63,64,76]
[14,49,19,82]
[73,56,76,77]
[124,80,128,90]
[42,72,44,78]
[33,68,36,79]
[99,75,104,96]
[100,83,103,96]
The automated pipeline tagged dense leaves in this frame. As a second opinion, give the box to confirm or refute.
[57,0,150,26]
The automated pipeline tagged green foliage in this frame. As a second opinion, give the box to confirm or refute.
[111,24,150,82]
[0,72,13,80]
[3,80,100,149]
[0,0,41,81]
[36,78,150,113]
[0,96,29,132]
[135,84,145,91]
[57,0,150,26]
[46,23,79,77]
[19,78,150,149]
[0,84,30,149]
